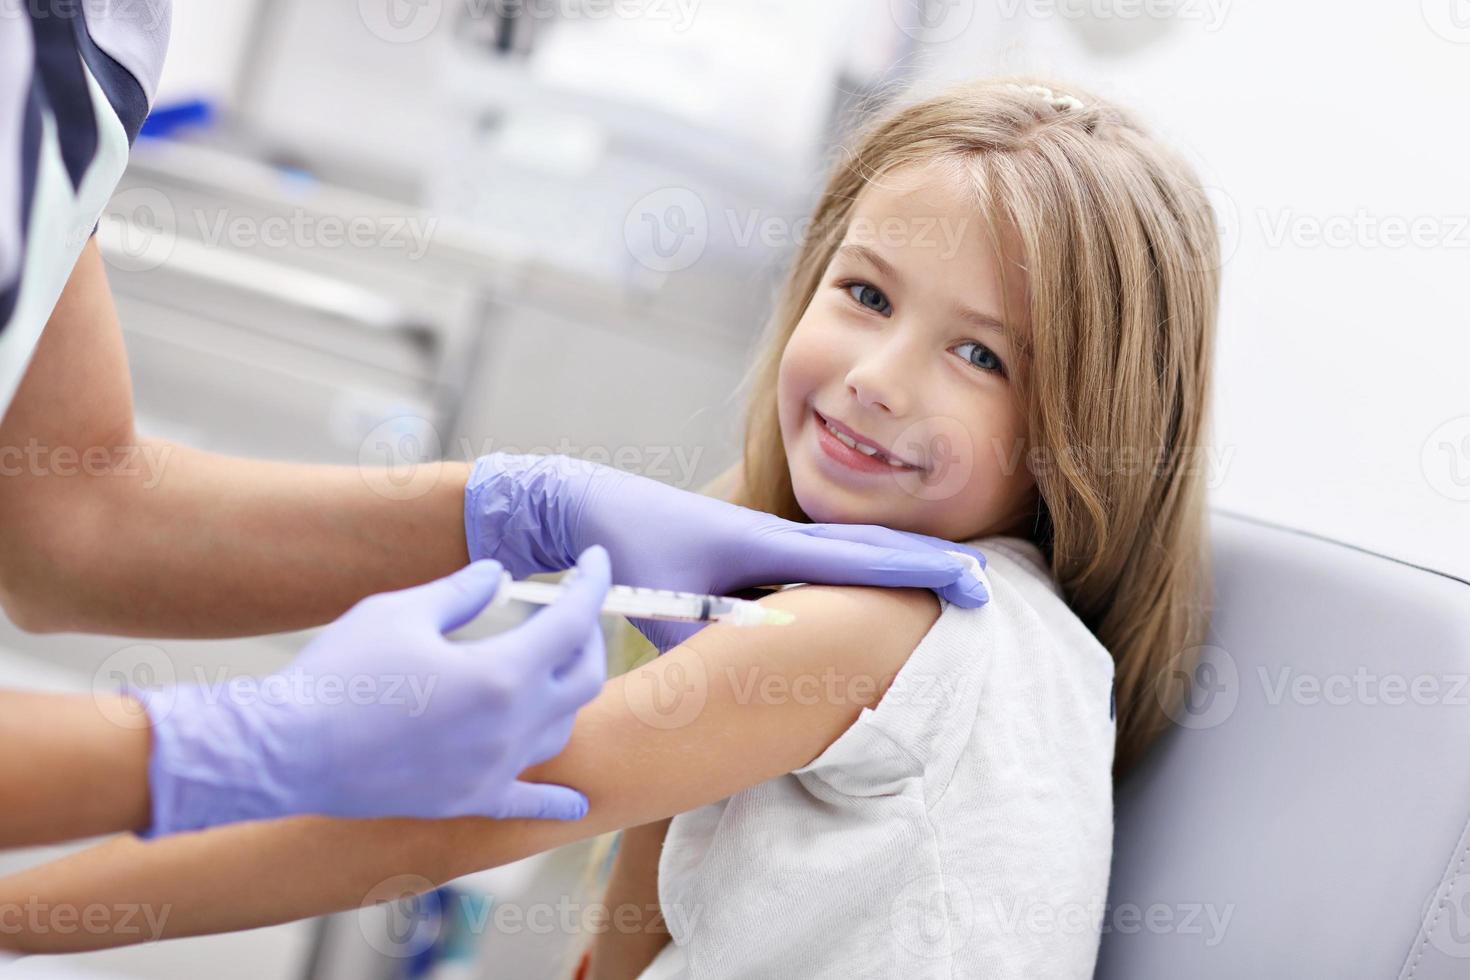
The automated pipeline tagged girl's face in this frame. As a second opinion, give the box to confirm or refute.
[778,160,1039,543]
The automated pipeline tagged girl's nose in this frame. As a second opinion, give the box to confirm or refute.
[844,337,921,417]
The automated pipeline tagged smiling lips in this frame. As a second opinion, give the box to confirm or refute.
[813,408,925,474]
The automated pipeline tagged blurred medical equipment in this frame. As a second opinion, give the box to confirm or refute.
[229,0,917,303]
[96,142,481,468]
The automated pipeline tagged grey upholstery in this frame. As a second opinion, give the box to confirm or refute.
[1096,510,1470,979]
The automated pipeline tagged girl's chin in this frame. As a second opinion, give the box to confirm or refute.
[792,481,910,531]
[792,481,964,540]
[792,486,871,527]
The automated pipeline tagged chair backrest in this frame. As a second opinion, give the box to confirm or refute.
[1096,510,1470,978]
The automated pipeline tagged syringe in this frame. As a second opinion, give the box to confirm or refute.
[492,573,796,627]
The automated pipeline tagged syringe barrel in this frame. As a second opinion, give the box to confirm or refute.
[599,585,720,622]
[500,580,721,622]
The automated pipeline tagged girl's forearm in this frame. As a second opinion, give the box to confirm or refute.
[585,820,672,980]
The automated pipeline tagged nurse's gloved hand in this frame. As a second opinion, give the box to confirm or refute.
[464,453,989,653]
[128,547,612,837]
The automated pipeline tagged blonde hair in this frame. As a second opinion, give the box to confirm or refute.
[728,76,1220,782]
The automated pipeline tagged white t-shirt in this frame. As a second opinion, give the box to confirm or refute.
[638,534,1117,979]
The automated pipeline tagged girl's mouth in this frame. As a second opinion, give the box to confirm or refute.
[812,409,925,475]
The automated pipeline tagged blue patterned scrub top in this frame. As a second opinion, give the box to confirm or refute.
[0,0,170,416]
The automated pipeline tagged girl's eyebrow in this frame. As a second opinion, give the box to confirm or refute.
[838,242,902,282]
[950,303,1008,337]
[838,242,1009,337]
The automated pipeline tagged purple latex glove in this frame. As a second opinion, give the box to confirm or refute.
[464,453,989,652]
[128,547,612,837]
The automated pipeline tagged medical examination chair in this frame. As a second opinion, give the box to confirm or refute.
[1096,510,1470,978]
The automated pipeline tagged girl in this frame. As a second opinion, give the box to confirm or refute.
[0,76,1218,978]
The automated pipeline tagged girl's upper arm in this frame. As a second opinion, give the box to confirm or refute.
[437,582,942,878]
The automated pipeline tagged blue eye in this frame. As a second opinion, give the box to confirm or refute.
[845,282,892,316]
[953,341,1005,376]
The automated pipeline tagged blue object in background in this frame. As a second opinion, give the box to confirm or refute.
[400,885,491,979]
[139,98,214,139]
[404,887,451,979]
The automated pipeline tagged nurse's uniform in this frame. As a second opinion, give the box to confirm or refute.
[0,0,170,412]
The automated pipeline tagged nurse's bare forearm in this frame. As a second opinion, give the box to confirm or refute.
[0,240,471,637]
[0,438,470,636]
[9,439,469,636]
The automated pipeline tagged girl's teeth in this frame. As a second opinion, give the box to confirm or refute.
[823,416,913,467]
[826,423,859,450]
